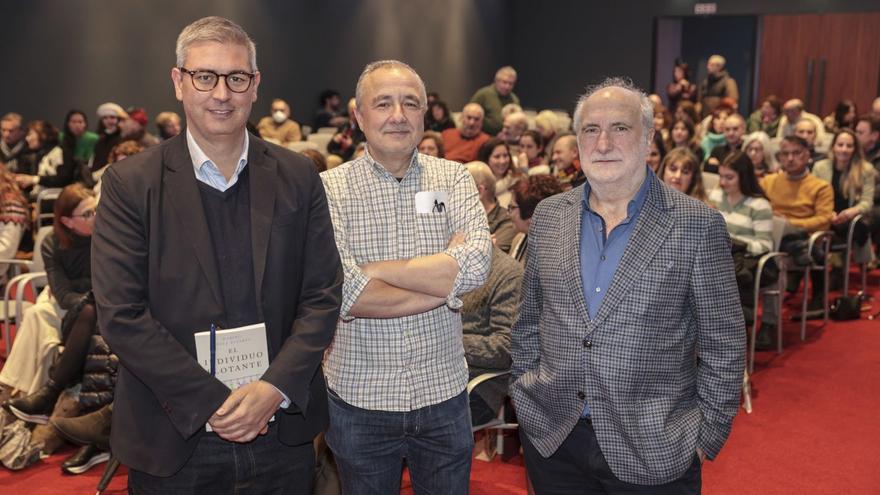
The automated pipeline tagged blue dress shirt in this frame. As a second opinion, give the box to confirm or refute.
[579,169,651,417]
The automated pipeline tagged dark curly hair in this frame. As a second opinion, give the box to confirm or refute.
[511,175,564,220]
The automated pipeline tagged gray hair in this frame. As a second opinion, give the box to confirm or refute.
[495,66,517,79]
[355,60,427,110]
[572,77,654,140]
[176,16,258,72]
[465,161,497,194]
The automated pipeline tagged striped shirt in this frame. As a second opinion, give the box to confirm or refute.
[320,148,492,411]
[708,188,773,254]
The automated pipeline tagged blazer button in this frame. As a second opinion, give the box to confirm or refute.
[577,391,586,400]
[583,339,592,348]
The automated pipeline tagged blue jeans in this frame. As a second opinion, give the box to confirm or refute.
[128,424,315,494]
[325,388,473,495]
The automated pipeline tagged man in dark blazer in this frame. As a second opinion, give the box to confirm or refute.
[92,16,341,493]
[511,78,744,494]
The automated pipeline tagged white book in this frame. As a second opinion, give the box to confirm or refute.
[194,323,271,431]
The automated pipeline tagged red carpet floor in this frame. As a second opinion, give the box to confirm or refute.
[1,275,877,494]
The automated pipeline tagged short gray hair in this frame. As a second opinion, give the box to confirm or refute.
[465,161,497,194]
[496,66,517,80]
[572,77,654,140]
[176,16,257,72]
[355,60,427,110]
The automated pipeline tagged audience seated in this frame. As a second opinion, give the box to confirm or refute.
[517,130,547,173]
[300,148,327,173]
[699,54,739,117]
[823,99,858,135]
[0,113,27,173]
[742,131,778,178]
[533,110,559,148]
[466,161,517,254]
[549,134,583,188]
[442,103,490,163]
[855,114,880,168]
[709,152,774,331]
[777,98,826,145]
[507,175,563,263]
[812,129,875,271]
[794,118,828,167]
[91,103,127,173]
[425,100,455,132]
[327,98,363,162]
[478,137,522,208]
[418,131,444,158]
[257,98,302,146]
[119,108,160,148]
[700,107,732,159]
[92,140,144,202]
[648,131,667,174]
[666,116,704,163]
[59,110,98,169]
[470,66,520,136]
[0,165,29,283]
[747,95,782,137]
[154,111,182,140]
[313,89,347,130]
[0,184,94,396]
[761,135,834,319]
[499,111,528,149]
[705,113,746,173]
[659,147,707,202]
[15,120,71,195]
[652,104,672,142]
[674,101,702,136]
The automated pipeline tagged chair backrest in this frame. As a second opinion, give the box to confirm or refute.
[702,172,720,193]
[31,226,54,273]
[287,141,320,153]
[771,216,787,251]
[316,127,337,135]
[35,188,62,230]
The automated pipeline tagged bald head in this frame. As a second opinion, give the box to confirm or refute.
[708,55,726,75]
[501,111,529,143]
[466,161,497,195]
[783,99,805,123]
[551,134,578,169]
[461,103,485,138]
[794,118,818,146]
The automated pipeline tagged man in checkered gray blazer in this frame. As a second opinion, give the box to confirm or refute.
[511,78,744,494]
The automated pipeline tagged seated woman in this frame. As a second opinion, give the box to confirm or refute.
[508,175,564,263]
[812,129,876,271]
[15,120,75,195]
[658,148,708,202]
[0,165,29,285]
[742,131,778,178]
[709,152,775,342]
[0,184,95,401]
[417,131,445,158]
[665,116,704,162]
[647,131,667,174]
[517,130,548,173]
[478,137,523,208]
[700,107,731,159]
[424,100,455,132]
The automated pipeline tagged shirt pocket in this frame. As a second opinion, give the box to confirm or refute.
[416,211,450,254]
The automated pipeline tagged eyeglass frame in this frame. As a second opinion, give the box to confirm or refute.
[507,204,520,213]
[177,67,257,93]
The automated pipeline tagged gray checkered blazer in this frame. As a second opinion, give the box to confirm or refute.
[511,173,745,485]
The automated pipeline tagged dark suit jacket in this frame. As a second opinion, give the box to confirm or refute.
[92,132,342,476]
[511,173,744,485]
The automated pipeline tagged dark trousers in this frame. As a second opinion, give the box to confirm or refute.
[521,418,701,495]
[128,424,315,495]
[325,389,473,495]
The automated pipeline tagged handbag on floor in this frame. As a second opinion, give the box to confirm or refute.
[830,295,861,321]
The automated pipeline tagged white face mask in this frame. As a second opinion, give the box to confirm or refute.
[272,110,287,124]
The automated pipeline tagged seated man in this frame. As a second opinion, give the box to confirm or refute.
[257,98,302,146]
[794,118,828,168]
[777,99,826,145]
[1,112,27,172]
[498,111,529,148]
[443,103,491,163]
[759,136,834,342]
[466,161,517,253]
[550,134,584,188]
[705,113,746,173]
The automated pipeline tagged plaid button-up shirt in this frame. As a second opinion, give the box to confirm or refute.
[320,149,492,411]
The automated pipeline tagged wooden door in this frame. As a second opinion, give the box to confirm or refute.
[757,12,880,118]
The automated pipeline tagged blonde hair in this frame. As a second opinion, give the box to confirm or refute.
[832,129,874,202]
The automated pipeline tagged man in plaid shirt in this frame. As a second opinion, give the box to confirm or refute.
[320,60,492,494]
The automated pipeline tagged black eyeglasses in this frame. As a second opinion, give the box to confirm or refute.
[178,67,256,93]
[507,204,520,213]
[72,209,96,219]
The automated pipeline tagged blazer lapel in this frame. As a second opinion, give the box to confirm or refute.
[592,175,673,327]
[162,135,224,309]
[560,188,591,329]
[247,138,277,318]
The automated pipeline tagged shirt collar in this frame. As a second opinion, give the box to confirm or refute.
[186,127,249,177]
[582,166,652,218]
[363,145,420,180]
